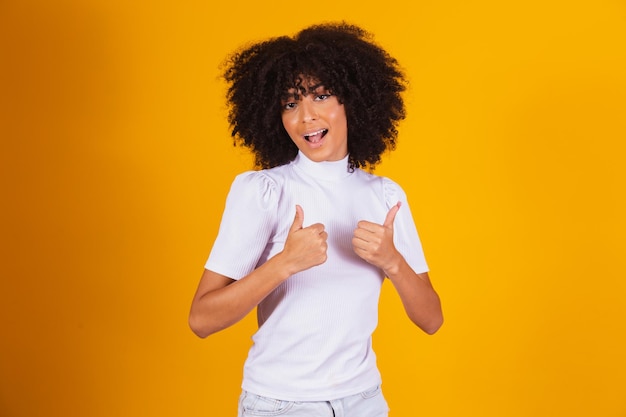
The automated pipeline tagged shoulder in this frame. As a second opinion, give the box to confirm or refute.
[228,170,280,211]
[380,175,408,207]
[351,170,407,208]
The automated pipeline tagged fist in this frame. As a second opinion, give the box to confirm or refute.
[282,205,328,273]
[352,202,401,271]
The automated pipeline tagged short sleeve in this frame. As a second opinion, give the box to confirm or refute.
[205,171,278,280]
[383,178,429,274]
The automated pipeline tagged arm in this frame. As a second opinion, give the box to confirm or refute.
[352,202,443,334]
[189,205,327,338]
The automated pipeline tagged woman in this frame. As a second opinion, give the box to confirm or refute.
[189,22,443,417]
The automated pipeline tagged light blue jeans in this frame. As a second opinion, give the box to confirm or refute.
[237,385,389,417]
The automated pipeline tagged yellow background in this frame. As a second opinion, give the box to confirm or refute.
[1,0,625,416]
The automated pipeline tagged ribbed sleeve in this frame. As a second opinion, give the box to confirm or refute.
[205,171,278,280]
[382,177,429,274]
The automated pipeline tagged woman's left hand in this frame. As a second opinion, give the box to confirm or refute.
[352,202,402,275]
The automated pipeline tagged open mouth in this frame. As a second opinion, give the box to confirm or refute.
[303,129,328,143]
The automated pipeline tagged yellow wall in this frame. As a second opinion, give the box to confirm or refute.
[1,0,625,416]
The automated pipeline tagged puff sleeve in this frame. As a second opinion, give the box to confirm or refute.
[204,171,278,280]
[382,177,429,274]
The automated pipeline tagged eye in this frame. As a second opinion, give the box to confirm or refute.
[314,94,332,101]
[282,101,297,111]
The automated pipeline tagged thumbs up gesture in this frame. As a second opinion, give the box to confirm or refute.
[281,205,328,274]
[352,202,402,273]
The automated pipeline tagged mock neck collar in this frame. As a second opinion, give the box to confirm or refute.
[292,151,353,181]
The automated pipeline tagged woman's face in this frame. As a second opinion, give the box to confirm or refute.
[280,80,348,163]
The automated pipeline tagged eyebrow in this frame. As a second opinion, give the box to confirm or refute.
[306,83,324,92]
[281,83,328,101]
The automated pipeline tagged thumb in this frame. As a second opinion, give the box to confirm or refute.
[290,204,304,232]
[383,201,401,228]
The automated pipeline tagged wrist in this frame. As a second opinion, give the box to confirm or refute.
[270,251,297,280]
[382,252,404,278]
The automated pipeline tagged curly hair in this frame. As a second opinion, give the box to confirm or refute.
[222,22,407,170]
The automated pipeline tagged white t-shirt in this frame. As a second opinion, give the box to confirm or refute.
[206,151,428,401]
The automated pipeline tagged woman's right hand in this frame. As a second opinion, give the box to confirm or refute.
[280,205,328,275]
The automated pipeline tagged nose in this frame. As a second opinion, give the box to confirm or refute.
[300,96,318,122]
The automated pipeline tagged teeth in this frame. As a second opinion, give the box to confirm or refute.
[304,129,327,140]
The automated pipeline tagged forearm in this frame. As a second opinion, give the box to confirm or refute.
[385,256,443,335]
[189,253,293,338]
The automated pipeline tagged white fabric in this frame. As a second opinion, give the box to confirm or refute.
[206,151,428,401]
